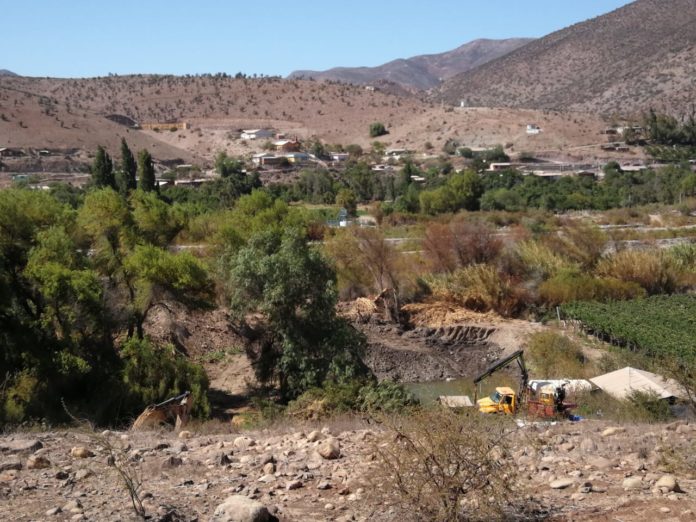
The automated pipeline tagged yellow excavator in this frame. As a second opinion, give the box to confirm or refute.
[473,351,574,418]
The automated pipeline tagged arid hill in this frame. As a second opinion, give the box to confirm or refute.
[439,0,696,116]
[289,38,533,90]
[0,70,18,77]
[1,74,611,166]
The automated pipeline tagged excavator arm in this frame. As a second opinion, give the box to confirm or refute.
[473,350,528,402]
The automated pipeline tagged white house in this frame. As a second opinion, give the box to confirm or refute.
[240,129,274,140]
[330,152,350,162]
[526,124,541,135]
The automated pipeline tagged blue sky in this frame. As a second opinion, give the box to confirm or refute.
[4,1,633,78]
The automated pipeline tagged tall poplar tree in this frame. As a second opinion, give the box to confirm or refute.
[137,149,156,192]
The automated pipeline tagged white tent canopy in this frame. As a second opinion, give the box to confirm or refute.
[590,367,687,401]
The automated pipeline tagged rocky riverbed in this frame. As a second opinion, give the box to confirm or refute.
[2,418,696,521]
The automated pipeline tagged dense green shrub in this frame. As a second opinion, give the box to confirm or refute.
[121,337,210,418]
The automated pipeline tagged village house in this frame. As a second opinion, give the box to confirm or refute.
[240,129,274,140]
[284,152,310,164]
[330,152,350,162]
[0,147,24,157]
[252,153,287,167]
[274,139,301,152]
[526,124,541,135]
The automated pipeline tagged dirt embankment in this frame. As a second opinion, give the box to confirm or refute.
[349,300,543,383]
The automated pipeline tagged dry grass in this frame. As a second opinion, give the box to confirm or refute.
[369,409,526,522]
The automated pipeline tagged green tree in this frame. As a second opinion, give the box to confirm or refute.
[335,188,358,217]
[116,138,137,196]
[137,149,156,192]
[91,145,115,189]
[369,122,388,138]
[227,230,368,400]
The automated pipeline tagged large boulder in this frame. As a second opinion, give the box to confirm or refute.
[317,438,340,460]
[211,495,272,522]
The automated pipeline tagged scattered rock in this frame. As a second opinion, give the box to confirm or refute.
[317,438,340,460]
[0,470,19,482]
[211,495,272,522]
[660,507,671,514]
[286,480,302,490]
[324,503,335,511]
[317,480,332,490]
[62,499,83,513]
[306,431,321,443]
[550,478,575,489]
[258,474,276,483]
[178,430,192,439]
[162,456,183,468]
[655,475,679,493]
[0,459,22,471]
[233,437,256,450]
[579,438,598,453]
[70,447,94,459]
[601,427,626,437]
[215,453,232,466]
[622,477,643,490]
[45,507,62,516]
[55,470,70,480]
[26,455,51,469]
[74,468,93,480]
[0,439,43,454]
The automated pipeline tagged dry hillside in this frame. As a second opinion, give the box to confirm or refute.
[289,38,533,90]
[439,0,696,116]
[1,74,613,167]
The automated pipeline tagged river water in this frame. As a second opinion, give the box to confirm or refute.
[405,375,519,405]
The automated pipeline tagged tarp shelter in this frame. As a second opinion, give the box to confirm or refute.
[529,379,594,395]
[437,396,474,408]
[589,367,687,401]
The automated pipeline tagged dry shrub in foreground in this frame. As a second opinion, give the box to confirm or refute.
[371,409,525,522]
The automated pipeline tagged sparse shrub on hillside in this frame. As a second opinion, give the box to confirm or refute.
[427,264,527,317]
[527,331,588,379]
[595,249,681,295]
[121,337,210,418]
[372,409,523,522]
[369,121,387,138]
[515,240,574,280]
[539,269,646,306]
[544,221,606,269]
[286,380,418,419]
[423,219,502,273]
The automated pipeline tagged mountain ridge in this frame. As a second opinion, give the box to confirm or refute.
[289,38,533,90]
[438,0,696,115]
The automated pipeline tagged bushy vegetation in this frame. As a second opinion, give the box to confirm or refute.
[286,380,418,419]
[373,409,524,521]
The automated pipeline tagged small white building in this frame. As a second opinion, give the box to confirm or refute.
[526,124,541,135]
[330,152,350,162]
[240,129,274,140]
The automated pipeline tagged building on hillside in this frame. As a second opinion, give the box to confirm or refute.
[252,153,287,167]
[0,147,25,157]
[284,152,310,164]
[240,129,274,140]
[141,121,190,131]
[487,162,513,172]
[330,152,350,162]
[274,139,301,152]
[526,124,541,135]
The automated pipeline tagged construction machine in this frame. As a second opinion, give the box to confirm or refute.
[473,350,575,418]
[474,350,529,415]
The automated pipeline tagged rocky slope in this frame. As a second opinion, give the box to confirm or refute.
[289,38,533,90]
[2,419,696,521]
[439,0,696,115]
